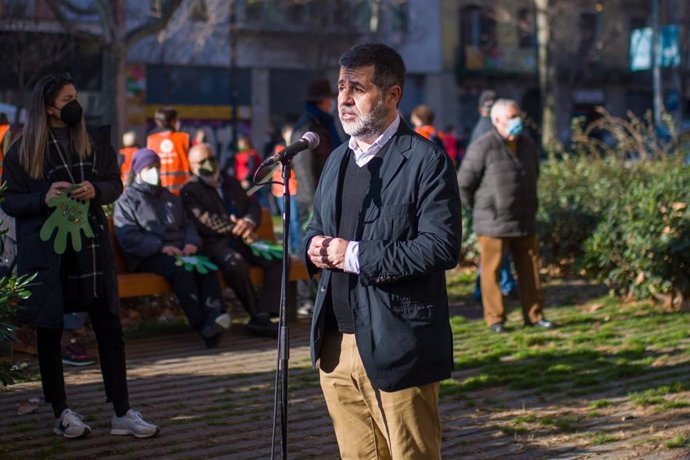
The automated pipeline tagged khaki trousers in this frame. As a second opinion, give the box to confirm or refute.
[478,234,544,326]
[319,332,441,460]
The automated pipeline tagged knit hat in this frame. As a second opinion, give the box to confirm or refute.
[478,90,497,110]
[131,148,160,174]
[305,79,336,101]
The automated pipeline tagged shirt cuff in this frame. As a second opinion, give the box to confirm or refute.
[344,241,360,274]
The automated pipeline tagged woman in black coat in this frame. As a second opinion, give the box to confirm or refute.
[1,74,158,439]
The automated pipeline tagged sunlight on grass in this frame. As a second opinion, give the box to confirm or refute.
[443,268,690,432]
[664,435,690,449]
[589,431,618,445]
[628,382,690,412]
[589,399,613,409]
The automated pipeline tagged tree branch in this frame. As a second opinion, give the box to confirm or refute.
[124,0,183,48]
[95,0,116,44]
[44,0,103,43]
[57,0,98,16]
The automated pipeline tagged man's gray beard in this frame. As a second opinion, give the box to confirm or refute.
[340,98,390,141]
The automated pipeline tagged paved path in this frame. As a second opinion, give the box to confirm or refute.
[2,315,689,459]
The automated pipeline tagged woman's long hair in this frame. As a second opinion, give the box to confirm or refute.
[18,73,92,179]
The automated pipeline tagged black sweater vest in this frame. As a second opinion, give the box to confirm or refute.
[328,148,385,333]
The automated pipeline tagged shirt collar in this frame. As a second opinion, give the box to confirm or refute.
[348,115,400,166]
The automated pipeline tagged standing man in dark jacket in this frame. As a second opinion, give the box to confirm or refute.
[468,89,496,145]
[181,143,279,338]
[292,78,342,316]
[303,43,461,459]
[467,89,518,307]
[458,99,553,333]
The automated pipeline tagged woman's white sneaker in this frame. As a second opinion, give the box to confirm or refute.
[111,409,160,438]
[53,409,91,439]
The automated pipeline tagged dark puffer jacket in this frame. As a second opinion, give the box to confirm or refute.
[457,129,539,237]
[113,181,201,271]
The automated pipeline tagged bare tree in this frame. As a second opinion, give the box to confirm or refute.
[534,0,559,150]
[44,0,183,142]
[0,19,76,125]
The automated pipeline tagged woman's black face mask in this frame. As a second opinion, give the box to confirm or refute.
[55,99,83,126]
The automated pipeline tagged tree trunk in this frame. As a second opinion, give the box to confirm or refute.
[535,0,559,150]
[101,45,119,146]
[100,45,125,145]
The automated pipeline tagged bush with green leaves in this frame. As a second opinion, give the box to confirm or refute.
[0,273,36,386]
[581,161,690,301]
[537,155,662,264]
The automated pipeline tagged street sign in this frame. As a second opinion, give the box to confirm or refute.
[630,25,680,71]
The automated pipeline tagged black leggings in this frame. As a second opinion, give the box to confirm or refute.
[36,303,130,418]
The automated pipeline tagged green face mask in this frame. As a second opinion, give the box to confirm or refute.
[40,185,93,254]
[198,158,217,177]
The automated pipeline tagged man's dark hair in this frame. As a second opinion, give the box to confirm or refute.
[154,106,178,130]
[412,105,434,125]
[339,43,406,95]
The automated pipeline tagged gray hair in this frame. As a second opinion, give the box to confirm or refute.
[490,98,520,124]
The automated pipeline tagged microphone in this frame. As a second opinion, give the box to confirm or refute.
[262,132,320,166]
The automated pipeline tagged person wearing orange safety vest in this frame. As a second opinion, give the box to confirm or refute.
[0,113,12,178]
[410,104,445,150]
[118,130,139,184]
[146,106,191,195]
[270,128,301,255]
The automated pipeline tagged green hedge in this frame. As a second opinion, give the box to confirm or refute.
[537,156,689,300]
[581,162,690,300]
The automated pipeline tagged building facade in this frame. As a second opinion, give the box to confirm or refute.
[442,0,689,142]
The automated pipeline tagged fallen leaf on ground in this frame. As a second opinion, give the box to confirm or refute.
[16,399,40,415]
[584,303,604,313]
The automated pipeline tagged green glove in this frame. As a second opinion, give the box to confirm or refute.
[249,240,284,260]
[40,185,93,254]
[175,255,219,274]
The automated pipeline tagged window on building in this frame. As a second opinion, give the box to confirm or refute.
[517,7,536,49]
[150,0,162,18]
[459,5,496,70]
[578,12,599,54]
[245,0,267,23]
[460,6,496,50]
[2,0,34,18]
[391,0,409,34]
[629,16,647,32]
[188,0,208,22]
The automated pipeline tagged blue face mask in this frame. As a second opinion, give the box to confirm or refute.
[507,117,523,137]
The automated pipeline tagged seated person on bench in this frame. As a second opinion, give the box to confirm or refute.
[113,148,230,348]
[181,143,279,338]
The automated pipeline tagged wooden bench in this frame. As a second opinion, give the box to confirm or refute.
[109,208,310,319]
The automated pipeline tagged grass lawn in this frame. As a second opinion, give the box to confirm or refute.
[442,267,690,455]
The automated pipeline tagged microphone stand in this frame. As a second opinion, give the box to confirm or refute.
[270,157,292,460]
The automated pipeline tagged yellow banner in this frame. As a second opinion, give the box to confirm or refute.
[144,104,252,120]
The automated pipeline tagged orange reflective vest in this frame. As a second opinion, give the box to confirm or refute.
[0,124,10,178]
[119,146,138,184]
[271,145,298,197]
[146,131,191,194]
[415,124,437,141]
